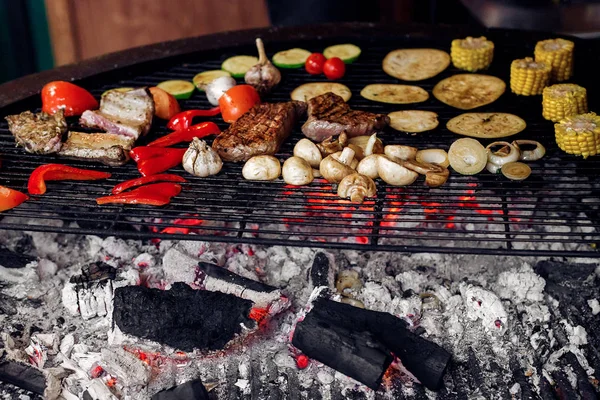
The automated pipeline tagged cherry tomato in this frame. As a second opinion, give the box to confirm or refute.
[323,57,346,80]
[219,85,261,123]
[305,53,326,75]
[41,81,98,117]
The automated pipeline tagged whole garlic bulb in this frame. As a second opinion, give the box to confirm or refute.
[182,137,222,177]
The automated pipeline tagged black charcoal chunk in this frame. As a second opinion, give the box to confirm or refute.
[197,262,276,293]
[535,260,597,286]
[293,309,392,390]
[310,252,331,288]
[0,244,36,269]
[0,359,46,395]
[152,378,209,400]
[113,283,254,351]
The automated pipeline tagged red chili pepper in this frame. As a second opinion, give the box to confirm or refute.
[28,164,111,195]
[0,186,29,212]
[130,146,187,163]
[147,122,221,147]
[167,107,221,131]
[97,183,182,206]
[111,174,186,194]
[137,149,187,176]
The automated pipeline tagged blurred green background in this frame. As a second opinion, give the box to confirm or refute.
[0,0,53,84]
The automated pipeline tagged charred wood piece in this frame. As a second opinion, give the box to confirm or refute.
[0,359,46,395]
[309,252,333,288]
[151,378,209,400]
[113,283,254,351]
[0,245,36,269]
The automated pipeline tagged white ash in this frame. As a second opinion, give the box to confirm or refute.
[588,298,600,315]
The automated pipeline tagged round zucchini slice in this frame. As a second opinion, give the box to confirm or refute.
[192,70,231,90]
[222,55,259,78]
[272,48,311,68]
[323,44,362,63]
[291,82,352,102]
[156,80,195,100]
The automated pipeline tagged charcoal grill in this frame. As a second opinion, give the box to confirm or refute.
[0,23,599,257]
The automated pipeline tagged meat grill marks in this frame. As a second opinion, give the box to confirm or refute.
[57,131,133,166]
[213,101,307,162]
[302,92,390,141]
[5,109,67,154]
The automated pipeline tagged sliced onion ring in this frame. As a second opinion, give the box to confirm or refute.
[512,140,546,161]
[416,149,450,168]
[486,141,519,166]
[501,162,531,181]
[448,138,487,175]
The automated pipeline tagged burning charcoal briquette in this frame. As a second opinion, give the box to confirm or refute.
[151,378,209,400]
[0,359,46,395]
[113,283,255,351]
[309,252,333,288]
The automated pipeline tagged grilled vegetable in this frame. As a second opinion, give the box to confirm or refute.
[222,55,259,78]
[167,107,221,131]
[130,146,186,162]
[433,74,505,109]
[41,81,98,117]
[28,164,111,195]
[485,141,519,174]
[403,159,449,188]
[282,157,313,186]
[219,85,261,123]
[242,155,281,181]
[542,84,587,122]
[305,53,327,75]
[102,87,134,96]
[0,186,29,212]
[97,182,181,206]
[384,145,418,162]
[205,76,237,106]
[510,58,551,96]
[448,138,487,175]
[347,134,383,160]
[512,140,546,161]
[291,82,352,102]
[294,138,322,168]
[501,162,531,181]
[320,147,356,184]
[416,149,449,168]
[111,174,186,195]
[323,57,346,80]
[157,80,195,100]
[447,113,526,139]
[382,49,450,81]
[450,36,494,72]
[148,87,181,120]
[356,154,381,179]
[182,138,223,178]
[137,149,187,176]
[361,84,429,104]
[193,70,231,90]
[323,44,361,64]
[148,121,220,147]
[376,156,418,186]
[534,38,574,82]
[272,48,311,68]
[388,110,439,133]
[244,38,281,95]
[337,173,376,203]
[554,112,600,158]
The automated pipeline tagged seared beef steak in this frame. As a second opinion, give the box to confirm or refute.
[213,101,307,162]
[302,92,389,141]
[5,109,67,154]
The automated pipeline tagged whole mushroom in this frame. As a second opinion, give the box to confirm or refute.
[242,155,281,181]
[293,138,322,168]
[337,173,377,203]
[377,155,418,186]
[356,154,381,179]
[384,145,418,161]
[282,156,313,185]
[317,132,348,156]
[320,147,356,184]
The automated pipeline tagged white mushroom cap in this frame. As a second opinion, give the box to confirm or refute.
[242,155,281,181]
[282,156,313,185]
[377,155,418,186]
[293,138,322,168]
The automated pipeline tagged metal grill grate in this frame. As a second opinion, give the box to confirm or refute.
[1,28,599,257]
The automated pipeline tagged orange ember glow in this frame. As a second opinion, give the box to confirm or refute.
[249,307,269,322]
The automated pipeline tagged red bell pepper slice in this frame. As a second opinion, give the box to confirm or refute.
[130,146,187,163]
[0,186,29,212]
[96,183,182,206]
[137,149,187,176]
[111,174,186,194]
[147,121,220,147]
[167,107,221,131]
[28,164,112,195]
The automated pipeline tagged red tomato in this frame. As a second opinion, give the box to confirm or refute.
[41,81,98,117]
[323,57,346,80]
[219,85,261,123]
[149,87,181,120]
[305,53,326,75]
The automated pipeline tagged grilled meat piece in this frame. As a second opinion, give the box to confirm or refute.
[302,92,390,141]
[213,101,307,162]
[80,88,154,140]
[58,131,133,166]
[5,109,67,154]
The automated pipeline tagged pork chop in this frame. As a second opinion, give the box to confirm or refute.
[5,109,67,154]
[301,92,389,141]
[57,131,133,166]
[212,101,307,162]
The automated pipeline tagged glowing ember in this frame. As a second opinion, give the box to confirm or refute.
[295,354,309,369]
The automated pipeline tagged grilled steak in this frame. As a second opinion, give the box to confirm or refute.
[57,131,133,166]
[302,92,390,141]
[212,101,307,162]
[80,88,154,139]
[5,109,67,154]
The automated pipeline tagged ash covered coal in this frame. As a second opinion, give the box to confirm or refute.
[113,283,255,352]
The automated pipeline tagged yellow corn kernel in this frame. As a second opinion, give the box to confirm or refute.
[542,84,587,122]
[451,36,494,72]
[510,57,551,96]
[554,113,600,158]
[534,38,574,82]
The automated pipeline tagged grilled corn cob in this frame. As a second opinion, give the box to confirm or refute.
[534,38,574,82]
[510,57,551,96]
[450,36,494,72]
[555,112,600,158]
[542,84,587,122]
